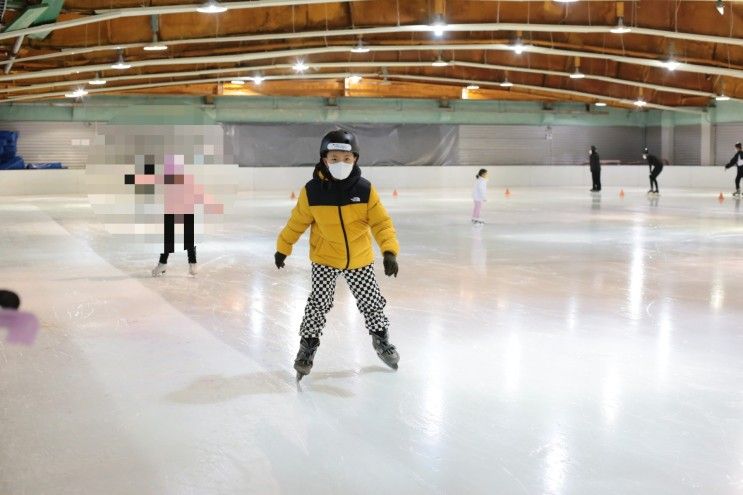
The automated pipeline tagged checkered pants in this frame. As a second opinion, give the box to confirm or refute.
[299,263,389,338]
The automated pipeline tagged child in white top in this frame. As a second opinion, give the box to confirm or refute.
[472,168,488,224]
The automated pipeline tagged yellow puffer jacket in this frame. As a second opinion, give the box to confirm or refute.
[276,166,399,270]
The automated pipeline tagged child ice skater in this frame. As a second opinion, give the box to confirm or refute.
[589,145,601,192]
[643,147,663,195]
[125,154,223,277]
[472,168,488,224]
[724,141,743,197]
[274,130,400,380]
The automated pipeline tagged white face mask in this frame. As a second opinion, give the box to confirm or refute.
[328,163,354,180]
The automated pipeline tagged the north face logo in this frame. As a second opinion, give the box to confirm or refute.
[350,197,361,202]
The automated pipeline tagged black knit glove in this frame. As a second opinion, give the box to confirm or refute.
[725,163,733,169]
[274,251,287,269]
[383,252,398,277]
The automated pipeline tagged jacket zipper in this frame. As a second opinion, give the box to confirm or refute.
[337,205,350,270]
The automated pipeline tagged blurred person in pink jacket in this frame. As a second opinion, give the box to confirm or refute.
[125,154,223,277]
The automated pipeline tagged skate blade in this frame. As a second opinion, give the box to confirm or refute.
[377,355,399,370]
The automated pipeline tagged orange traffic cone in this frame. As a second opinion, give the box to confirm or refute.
[505,188,511,197]
[290,191,296,200]
[718,192,725,203]
[619,189,625,198]
[392,189,398,198]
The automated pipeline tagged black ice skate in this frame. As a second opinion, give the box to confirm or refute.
[294,337,320,381]
[371,331,400,370]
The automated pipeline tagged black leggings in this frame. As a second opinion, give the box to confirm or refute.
[736,167,743,190]
[649,166,663,192]
[591,167,601,191]
[159,214,196,263]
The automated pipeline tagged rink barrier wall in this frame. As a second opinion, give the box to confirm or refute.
[1,165,737,196]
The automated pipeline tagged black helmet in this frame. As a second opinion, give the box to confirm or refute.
[320,130,359,158]
[642,147,649,154]
[590,145,597,152]
[735,141,742,148]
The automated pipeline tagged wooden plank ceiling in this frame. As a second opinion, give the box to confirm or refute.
[0,0,741,110]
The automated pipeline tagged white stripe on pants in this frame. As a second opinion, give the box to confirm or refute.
[299,262,389,338]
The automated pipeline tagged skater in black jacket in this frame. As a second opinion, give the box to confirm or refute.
[589,145,601,192]
[724,141,743,198]
[643,147,663,195]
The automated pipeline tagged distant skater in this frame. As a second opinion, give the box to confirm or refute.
[723,141,743,198]
[643,147,663,195]
[589,145,601,192]
[472,168,488,224]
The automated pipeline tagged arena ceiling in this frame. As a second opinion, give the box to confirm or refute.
[0,0,742,112]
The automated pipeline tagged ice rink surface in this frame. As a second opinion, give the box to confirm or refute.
[1,187,743,495]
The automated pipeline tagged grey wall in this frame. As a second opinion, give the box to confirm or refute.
[2,121,739,169]
[715,123,743,166]
[674,125,702,165]
[224,123,458,167]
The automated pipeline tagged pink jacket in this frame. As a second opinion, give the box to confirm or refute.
[132,173,223,215]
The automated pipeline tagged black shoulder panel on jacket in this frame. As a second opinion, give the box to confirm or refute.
[305,176,372,207]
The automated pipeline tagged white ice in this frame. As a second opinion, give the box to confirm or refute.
[1,188,743,495]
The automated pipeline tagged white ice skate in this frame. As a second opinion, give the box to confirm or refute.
[733,190,741,198]
[189,263,198,276]
[151,263,167,277]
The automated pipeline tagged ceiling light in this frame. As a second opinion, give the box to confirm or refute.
[64,88,88,98]
[88,73,107,85]
[431,56,449,67]
[512,38,526,55]
[466,84,479,90]
[230,79,246,85]
[610,17,632,34]
[663,58,680,71]
[252,75,264,85]
[634,98,647,107]
[293,60,309,72]
[554,0,578,2]
[716,0,725,15]
[197,0,227,14]
[715,94,731,101]
[350,40,370,54]
[143,33,167,51]
[430,14,447,37]
[569,68,585,79]
[111,51,131,70]
[500,79,513,87]
[595,102,607,107]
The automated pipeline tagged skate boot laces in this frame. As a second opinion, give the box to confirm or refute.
[372,332,396,355]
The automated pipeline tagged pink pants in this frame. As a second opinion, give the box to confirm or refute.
[472,201,483,219]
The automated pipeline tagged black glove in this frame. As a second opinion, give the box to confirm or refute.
[383,252,398,277]
[274,251,286,269]
[725,164,733,169]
